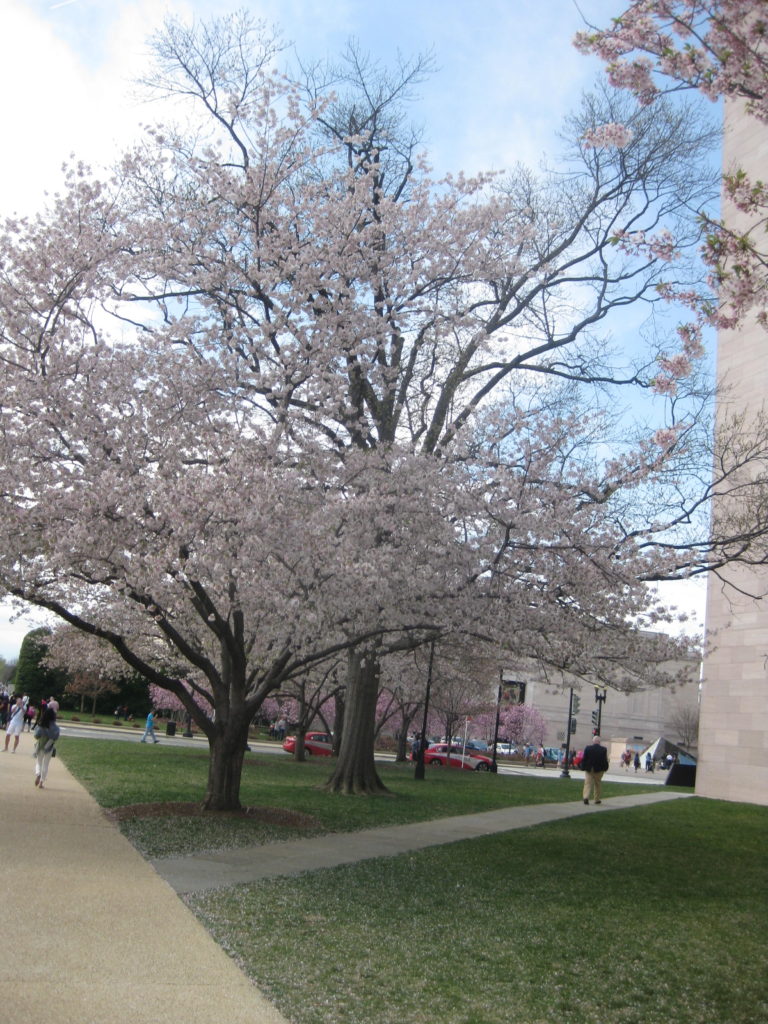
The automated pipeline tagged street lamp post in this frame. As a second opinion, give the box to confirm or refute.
[561,688,574,778]
[490,674,503,773]
[594,686,607,734]
[414,638,436,781]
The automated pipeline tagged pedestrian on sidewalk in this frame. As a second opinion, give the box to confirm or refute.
[33,706,60,789]
[581,735,609,805]
[3,697,25,752]
[141,709,159,744]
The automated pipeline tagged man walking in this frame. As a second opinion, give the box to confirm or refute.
[140,708,159,744]
[581,735,609,805]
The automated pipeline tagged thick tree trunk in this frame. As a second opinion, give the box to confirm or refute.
[202,717,251,811]
[395,721,411,762]
[293,723,308,761]
[324,649,389,795]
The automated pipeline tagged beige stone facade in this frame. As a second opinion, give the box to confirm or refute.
[697,100,768,806]
[503,656,700,757]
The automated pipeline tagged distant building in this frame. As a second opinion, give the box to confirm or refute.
[501,651,700,757]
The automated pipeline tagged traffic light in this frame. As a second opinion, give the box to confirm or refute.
[572,695,581,715]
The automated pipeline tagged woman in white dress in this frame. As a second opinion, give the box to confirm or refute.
[4,698,25,752]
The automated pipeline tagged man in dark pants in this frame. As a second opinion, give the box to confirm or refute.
[581,735,609,805]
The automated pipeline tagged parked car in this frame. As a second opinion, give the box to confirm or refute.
[495,742,518,756]
[423,743,493,771]
[439,737,489,752]
[282,731,333,756]
[463,739,489,752]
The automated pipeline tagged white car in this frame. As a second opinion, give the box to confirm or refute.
[495,743,518,756]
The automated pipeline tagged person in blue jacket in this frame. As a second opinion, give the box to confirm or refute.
[141,709,159,744]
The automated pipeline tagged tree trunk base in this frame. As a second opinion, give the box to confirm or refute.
[322,766,392,796]
[200,795,244,812]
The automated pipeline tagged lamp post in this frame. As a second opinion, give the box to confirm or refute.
[561,688,574,778]
[491,673,503,773]
[594,686,607,734]
[414,638,436,781]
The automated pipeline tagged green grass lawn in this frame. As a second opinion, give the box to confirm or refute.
[60,738,661,856]
[60,740,768,1024]
[188,798,768,1024]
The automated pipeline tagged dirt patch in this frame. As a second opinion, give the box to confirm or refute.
[105,802,321,830]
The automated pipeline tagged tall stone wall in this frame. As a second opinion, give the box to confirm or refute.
[697,100,768,806]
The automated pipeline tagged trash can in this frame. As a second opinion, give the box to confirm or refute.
[665,763,695,787]
[165,721,177,737]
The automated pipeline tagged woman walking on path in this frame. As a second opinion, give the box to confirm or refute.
[4,698,25,752]
[33,707,60,788]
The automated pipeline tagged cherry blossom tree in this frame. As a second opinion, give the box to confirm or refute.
[64,671,120,717]
[499,704,549,751]
[278,662,341,761]
[4,12,768,807]
[375,653,431,761]
[575,1,768,328]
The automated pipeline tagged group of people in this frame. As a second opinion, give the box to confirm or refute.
[269,718,288,741]
[1,693,61,789]
[620,749,643,772]
[619,747,677,773]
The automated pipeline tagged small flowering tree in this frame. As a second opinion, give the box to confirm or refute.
[279,663,342,761]
[375,655,433,761]
[499,704,549,751]
[64,672,120,717]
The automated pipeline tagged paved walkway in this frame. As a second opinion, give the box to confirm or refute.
[0,733,290,1024]
[154,787,690,894]
[0,731,691,1023]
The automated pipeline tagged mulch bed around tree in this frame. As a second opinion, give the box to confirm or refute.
[105,802,321,829]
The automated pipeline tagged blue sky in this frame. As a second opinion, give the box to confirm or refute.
[0,0,708,658]
[2,0,622,213]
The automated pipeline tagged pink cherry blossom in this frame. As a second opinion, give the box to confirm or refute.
[576,1,768,328]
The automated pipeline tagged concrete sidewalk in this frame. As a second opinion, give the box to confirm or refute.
[0,733,289,1024]
[154,788,691,894]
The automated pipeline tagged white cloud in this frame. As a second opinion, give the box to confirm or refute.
[0,599,54,662]
[1,0,192,215]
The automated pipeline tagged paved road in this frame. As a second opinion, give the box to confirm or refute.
[59,721,290,755]
[59,722,666,786]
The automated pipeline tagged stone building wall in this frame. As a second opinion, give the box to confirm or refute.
[697,99,768,806]
[503,656,700,756]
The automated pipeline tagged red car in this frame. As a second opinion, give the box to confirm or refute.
[422,743,493,771]
[282,731,334,756]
